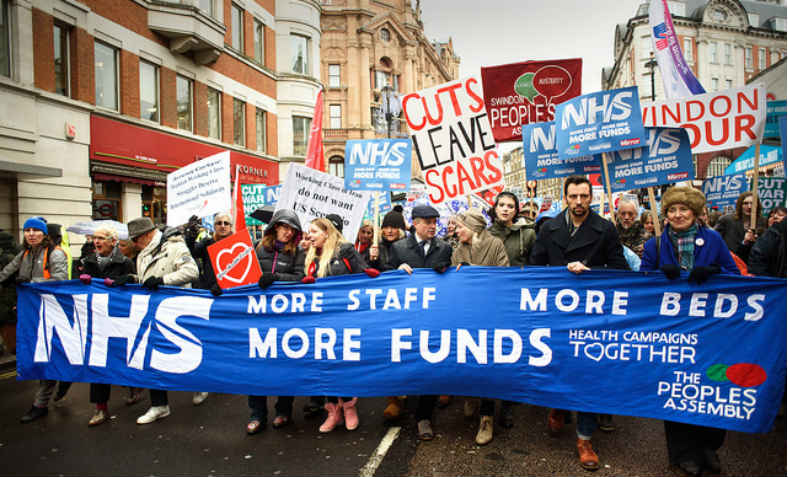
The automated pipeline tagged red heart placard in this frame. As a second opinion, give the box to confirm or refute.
[207,229,262,289]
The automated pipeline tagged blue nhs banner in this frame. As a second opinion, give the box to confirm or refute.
[604,127,693,192]
[344,139,412,192]
[522,122,600,181]
[556,86,647,160]
[703,173,748,210]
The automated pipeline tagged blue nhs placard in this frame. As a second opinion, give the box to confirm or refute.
[522,122,601,181]
[344,139,412,191]
[604,127,693,192]
[555,86,647,160]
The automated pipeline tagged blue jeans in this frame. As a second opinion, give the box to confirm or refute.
[576,412,598,439]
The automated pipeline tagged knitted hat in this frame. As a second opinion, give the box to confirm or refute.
[23,217,48,235]
[325,214,344,233]
[381,210,407,231]
[661,186,706,218]
[455,210,487,235]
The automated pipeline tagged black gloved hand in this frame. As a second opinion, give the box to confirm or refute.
[114,274,132,286]
[210,284,223,296]
[142,276,164,290]
[433,264,448,274]
[258,272,275,289]
[688,264,721,284]
[660,264,681,280]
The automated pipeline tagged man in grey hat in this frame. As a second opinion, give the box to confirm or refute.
[124,217,199,425]
[386,204,452,441]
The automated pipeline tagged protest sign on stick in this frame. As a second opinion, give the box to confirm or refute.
[402,75,504,204]
[703,173,748,210]
[604,128,693,192]
[521,122,600,181]
[480,58,582,142]
[242,183,281,226]
[166,151,231,227]
[207,229,262,289]
[757,177,787,213]
[276,164,371,243]
[751,144,762,230]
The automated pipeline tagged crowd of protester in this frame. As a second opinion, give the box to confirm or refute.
[0,175,785,476]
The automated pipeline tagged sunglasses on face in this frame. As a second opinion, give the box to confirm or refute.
[215,221,231,226]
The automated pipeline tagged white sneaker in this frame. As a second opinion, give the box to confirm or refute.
[192,392,209,406]
[136,405,170,424]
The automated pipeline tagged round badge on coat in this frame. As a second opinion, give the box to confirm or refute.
[695,238,704,247]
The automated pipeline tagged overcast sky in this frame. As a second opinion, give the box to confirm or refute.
[420,0,646,93]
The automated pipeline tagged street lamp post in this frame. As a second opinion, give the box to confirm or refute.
[380,84,399,139]
[645,51,657,102]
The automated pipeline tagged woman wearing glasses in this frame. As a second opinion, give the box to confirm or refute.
[245,209,306,435]
[77,226,135,426]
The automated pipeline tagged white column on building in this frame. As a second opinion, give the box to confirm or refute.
[122,183,143,222]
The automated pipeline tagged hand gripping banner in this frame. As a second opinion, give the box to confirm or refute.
[16,268,786,433]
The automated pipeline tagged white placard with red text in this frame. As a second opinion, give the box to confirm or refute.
[207,229,262,289]
[401,76,504,204]
[641,83,767,154]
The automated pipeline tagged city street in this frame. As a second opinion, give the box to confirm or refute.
[0,370,785,476]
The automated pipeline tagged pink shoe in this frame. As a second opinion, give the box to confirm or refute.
[342,398,359,431]
[319,402,344,433]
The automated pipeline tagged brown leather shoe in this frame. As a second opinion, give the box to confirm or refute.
[383,396,402,420]
[548,408,566,436]
[577,438,600,471]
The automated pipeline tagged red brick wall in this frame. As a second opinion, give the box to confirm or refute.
[32,8,54,92]
[160,67,177,128]
[266,111,277,156]
[224,1,233,45]
[120,50,140,117]
[265,24,276,69]
[246,101,256,151]
[193,81,208,137]
[80,0,167,47]
[254,0,275,16]
[222,92,234,145]
[244,10,254,58]
[72,28,94,104]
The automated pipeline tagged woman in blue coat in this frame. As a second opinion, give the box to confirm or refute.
[641,187,739,477]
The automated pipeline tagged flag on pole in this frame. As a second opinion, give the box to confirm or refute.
[649,0,705,99]
[304,90,325,172]
[233,165,245,232]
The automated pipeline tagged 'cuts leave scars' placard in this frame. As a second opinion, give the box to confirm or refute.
[402,76,504,204]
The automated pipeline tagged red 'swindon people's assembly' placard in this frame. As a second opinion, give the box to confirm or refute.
[207,229,262,289]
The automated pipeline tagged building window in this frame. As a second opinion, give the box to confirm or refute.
[711,78,719,91]
[392,74,399,92]
[254,19,265,65]
[640,36,651,59]
[329,104,341,129]
[198,0,213,17]
[707,156,732,178]
[94,40,118,111]
[375,70,391,89]
[53,23,70,96]
[683,38,692,62]
[329,156,344,178]
[0,0,9,77]
[139,60,159,122]
[290,34,308,74]
[759,47,766,69]
[380,28,390,42]
[233,98,245,147]
[724,43,732,65]
[176,75,192,131]
[207,88,221,140]
[726,79,732,90]
[231,3,243,52]
[745,48,753,69]
[292,116,311,156]
[255,108,266,154]
[709,41,718,63]
[328,64,340,87]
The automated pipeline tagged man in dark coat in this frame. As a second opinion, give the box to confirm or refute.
[747,218,786,278]
[386,204,452,441]
[529,175,628,472]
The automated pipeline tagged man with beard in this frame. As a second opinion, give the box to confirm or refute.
[529,175,628,472]
[615,200,648,258]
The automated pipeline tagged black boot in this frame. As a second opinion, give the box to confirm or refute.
[20,406,48,423]
[703,448,721,474]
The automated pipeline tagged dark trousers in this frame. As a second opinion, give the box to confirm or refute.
[150,389,168,406]
[416,395,438,421]
[664,420,726,465]
[248,395,295,420]
[480,399,514,417]
[90,383,111,404]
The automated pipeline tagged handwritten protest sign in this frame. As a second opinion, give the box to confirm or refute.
[276,164,371,243]
[207,229,262,289]
[605,127,693,192]
[556,86,647,160]
[402,75,504,204]
[242,183,281,226]
[522,122,600,180]
[166,151,231,226]
[757,177,787,212]
[642,84,767,154]
[703,173,748,210]
[344,139,412,191]
[480,58,582,142]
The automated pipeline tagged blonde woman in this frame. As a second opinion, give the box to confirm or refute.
[303,217,379,432]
